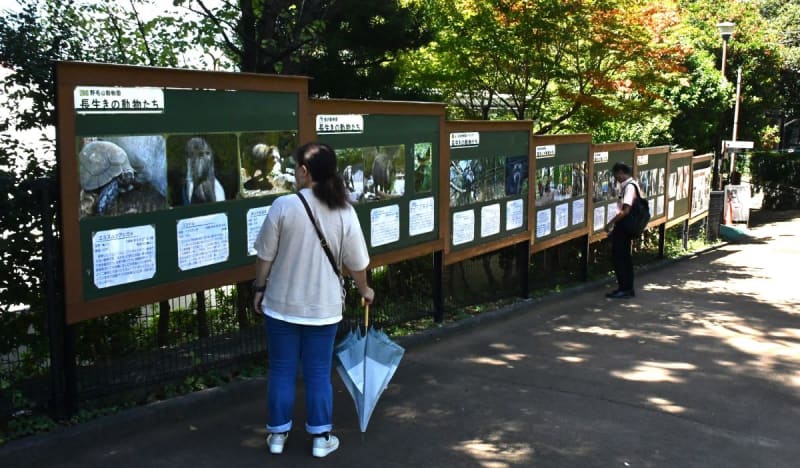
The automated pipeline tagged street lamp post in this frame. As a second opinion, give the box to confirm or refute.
[714,21,736,190]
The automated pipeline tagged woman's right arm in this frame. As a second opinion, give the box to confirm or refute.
[349,268,375,305]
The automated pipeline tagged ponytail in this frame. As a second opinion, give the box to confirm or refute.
[294,142,348,209]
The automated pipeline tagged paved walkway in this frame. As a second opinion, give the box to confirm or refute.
[5,212,800,467]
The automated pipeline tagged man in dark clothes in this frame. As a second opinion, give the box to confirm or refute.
[604,162,640,299]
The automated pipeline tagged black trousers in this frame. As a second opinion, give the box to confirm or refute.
[611,229,634,291]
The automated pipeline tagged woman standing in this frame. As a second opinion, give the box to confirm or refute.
[253,142,374,458]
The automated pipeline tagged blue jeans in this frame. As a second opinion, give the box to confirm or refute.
[264,316,339,434]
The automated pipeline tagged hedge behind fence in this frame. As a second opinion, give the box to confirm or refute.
[749,151,800,210]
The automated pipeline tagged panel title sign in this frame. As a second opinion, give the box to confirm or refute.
[449,132,480,148]
[593,151,609,164]
[536,145,556,159]
[74,86,164,114]
[316,114,364,134]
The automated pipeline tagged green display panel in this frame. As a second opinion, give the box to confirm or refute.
[449,130,530,250]
[635,151,669,222]
[668,157,692,220]
[315,114,440,256]
[590,147,634,234]
[691,160,712,218]
[534,142,590,241]
[75,88,300,300]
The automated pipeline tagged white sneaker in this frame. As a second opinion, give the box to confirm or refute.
[267,432,288,454]
[311,434,339,458]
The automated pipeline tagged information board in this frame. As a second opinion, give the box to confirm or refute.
[667,150,694,223]
[444,122,532,260]
[589,142,634,237]
[58,62,311,323]
[310,99,445,264]
[690,154,714,219]
[634,146,669,226]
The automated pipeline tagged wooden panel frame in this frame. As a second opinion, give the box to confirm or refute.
[665,149,695,228]
[443,120,534,265]
[689,153,714,224]
[587,141,637,244]
[57,61,312,323]
[307,98,447,269]
[530,134,592,251]
[635,145,671,232]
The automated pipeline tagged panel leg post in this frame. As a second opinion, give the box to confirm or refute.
[682,220,689,251]
[580,235,590,282]
[433,251,444,323]
[517,241,530,299]
[658,223,666,259]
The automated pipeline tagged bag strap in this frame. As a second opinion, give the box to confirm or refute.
[297,192,342,279]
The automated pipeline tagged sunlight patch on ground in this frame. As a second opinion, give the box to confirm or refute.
[575,326,633,339]
[642,284,672,291]
[611,361,696,383]
[453,438,534,467]
[646,396,687,414]
[489,343,514,351]
[464,356,511,366]
[557,356,585,363]
[555,341,589,352]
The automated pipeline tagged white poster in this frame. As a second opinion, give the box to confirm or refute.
[370,204,400,247]
[555,203,569,231]
[657,197,665,216]
[648,199,656,219]
[506,199,524,231]
[316,114,364,134]
[536,208,552,238]
[636,154,649,166]
[668,200,675,219]
[572,198,585,226]
[593,151,609,164]
[607,203,619,221]
[452,210,475,246]
[593,206,606,231]
[668,172,677,198]
[177,213,229,271]
[92,225,156,289]
[409,197,435,236]
[449,132,480,148]
[480,203,501,238]
[246,205,270,255]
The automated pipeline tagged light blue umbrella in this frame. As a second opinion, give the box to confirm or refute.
[334,304,405,432]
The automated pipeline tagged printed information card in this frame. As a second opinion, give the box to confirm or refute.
[536,208,552,238]
[594,206,606,232]
[572,198,585,226]
[92,225,156,289]
[452,210,475,246]
[370,204,401,247]
[409,197,435,236]
[177,213,229,271]
[246,205,270,255]
[480,203,501,238]
[506,199,524,231]
[555,203,569,231]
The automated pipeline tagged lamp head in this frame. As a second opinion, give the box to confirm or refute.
[717,21,736,41]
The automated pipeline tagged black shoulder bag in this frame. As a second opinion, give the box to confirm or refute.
[617,182,651,236]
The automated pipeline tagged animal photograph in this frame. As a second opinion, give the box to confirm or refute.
[238,131,299,197]
[414,142,433,193]
[450,157,505,208]
[504,155,529,197]
[77,135,168,218]
[166,134,238,206]
[337,145,406,203]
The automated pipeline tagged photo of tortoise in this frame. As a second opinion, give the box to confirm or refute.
[79,140,136,215]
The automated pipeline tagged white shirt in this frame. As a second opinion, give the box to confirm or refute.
[254,188,370,325]
[617,177,639,209]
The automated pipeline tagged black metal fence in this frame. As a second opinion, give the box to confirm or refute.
[0,193,711,432]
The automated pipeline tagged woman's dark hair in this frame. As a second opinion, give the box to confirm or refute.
[294,142,348,209]
[612,162,632,175]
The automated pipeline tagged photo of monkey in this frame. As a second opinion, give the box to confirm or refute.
[77,135,168,218]
[337,145,406,203]
[413,143,433,193]
[504,155,528,197]
[167,134,238,206]
[238,131,299,198]
[449,157,505,208]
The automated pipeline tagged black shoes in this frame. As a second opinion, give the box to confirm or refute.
[605,289,635,299]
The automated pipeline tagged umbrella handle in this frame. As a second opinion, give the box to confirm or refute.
[362,298,369,328]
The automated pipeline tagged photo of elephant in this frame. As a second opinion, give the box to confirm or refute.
[337,145,406,203]
[77,135,169,218]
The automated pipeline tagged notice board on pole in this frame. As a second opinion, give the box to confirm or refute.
[57,61,311,323]
[666,149,694,225]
